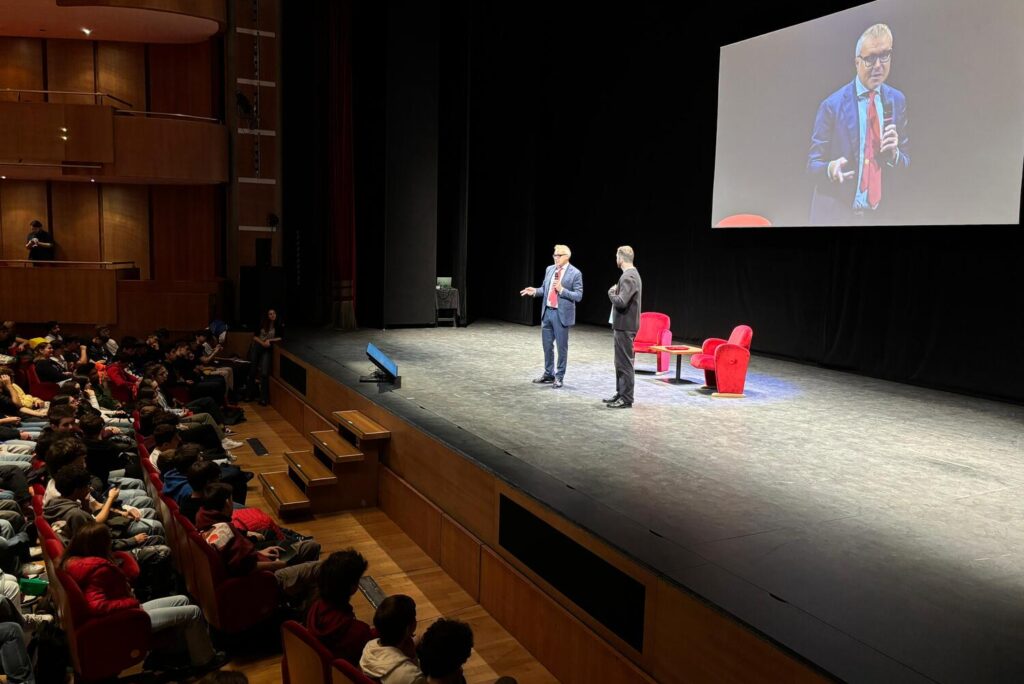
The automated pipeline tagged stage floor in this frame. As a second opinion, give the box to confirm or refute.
[285,321,1024,682]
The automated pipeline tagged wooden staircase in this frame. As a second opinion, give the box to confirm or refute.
[261,409,390,517]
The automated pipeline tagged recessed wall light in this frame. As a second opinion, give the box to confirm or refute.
[81,28,92,36]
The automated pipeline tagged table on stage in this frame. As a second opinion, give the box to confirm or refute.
[648,344,702,384]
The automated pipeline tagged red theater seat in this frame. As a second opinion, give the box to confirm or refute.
[690,325,754,397]
[281,620,333,684]
[26,364,60,401]
[634,312,673,373]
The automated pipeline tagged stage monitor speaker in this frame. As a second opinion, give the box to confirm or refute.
[239,266,286,328]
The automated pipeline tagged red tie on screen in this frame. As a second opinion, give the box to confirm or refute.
[547,267,562,308]
[861,90,882,208]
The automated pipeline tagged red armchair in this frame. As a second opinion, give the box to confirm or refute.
[634,312,673,373]
[26,364,60,401]
[690,325,753,397]
[53,565,152,683]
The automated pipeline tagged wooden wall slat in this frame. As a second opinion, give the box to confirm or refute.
[441,513,482,602]
[100,184,149,277]
[0,38,44,103]
[379,467,442,564]
[96,42,146,111]
[46,40,95,105]
[51,182,101,262]
[0,181,48,260]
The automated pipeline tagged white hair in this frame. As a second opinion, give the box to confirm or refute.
[554,244,571,257]
[855,23,893,58]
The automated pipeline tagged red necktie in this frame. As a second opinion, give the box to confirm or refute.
[860,90,882,208]
[547,267,562,308]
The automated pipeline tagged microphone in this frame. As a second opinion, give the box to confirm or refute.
[883,100,893,129]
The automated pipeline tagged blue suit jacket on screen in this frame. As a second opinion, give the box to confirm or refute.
[807,79,910,225]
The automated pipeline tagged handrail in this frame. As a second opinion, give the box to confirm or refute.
[0,88,132,108]
[114,109,220,124]
[0,260,136,269]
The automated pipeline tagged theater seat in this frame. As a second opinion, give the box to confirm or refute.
[690,325,753,397]
[633,312,672,373]
[26,364,60,401]
[281,620,333,684]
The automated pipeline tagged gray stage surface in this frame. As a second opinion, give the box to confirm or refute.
[285,321,1024,683]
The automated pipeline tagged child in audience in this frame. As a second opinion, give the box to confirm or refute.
[361,594,424,684]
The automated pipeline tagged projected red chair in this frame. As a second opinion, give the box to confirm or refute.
[690,325,753,397]
[634,312,673,373]
[715,214,772,228]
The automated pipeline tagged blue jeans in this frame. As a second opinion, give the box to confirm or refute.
[0,622,32,683]
[143,595,216,666]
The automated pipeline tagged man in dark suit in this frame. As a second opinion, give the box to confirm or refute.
[605,246,641,409]
[807,23,909,225]
[520,244,583,389]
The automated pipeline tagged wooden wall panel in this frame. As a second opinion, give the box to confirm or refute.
[46,41,96,105]
[234,0,278,31]
[96,42,146,110]
[101,185,149,277]
[268,378,303,433]
[0,102,66,161]
[480,548,657,684]
[442,514,481,602]
[0,267,119,323]
[150,185,221,281]
[0,181,48,260]
[649,578,825,684]
[112,116,228,182]
[301,404,334,436]
[379,467,442,564]
[149,40,219,119]
[51,183,101,262]
[116,279,222,335]
[64,105,114,162]
[0,39,44,103]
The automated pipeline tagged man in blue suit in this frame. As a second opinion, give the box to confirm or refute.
[520,244,583,388]
[807,23,909,225]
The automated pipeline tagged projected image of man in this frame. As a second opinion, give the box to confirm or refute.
[807,23,909,225]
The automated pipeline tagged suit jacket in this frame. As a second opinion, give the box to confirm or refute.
[535,263,583,327]
[807,79,910,225]
[609,267,642,331]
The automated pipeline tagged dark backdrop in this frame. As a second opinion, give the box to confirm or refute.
[284,1,1024,403]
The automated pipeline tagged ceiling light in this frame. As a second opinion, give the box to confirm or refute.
[81,28,92,36]
[90,178,95,183]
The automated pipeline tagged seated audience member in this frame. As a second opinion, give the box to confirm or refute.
[196,483,321,602]
[178,461,222,523]
[61,523,224,674]
[0,370,45,415]
[195,329,235,396]
[0,616,35,683]
[361,594,424,684]
[43,437,154,516]
[418,619,484,684]
[44,464,163,545]
[79,414,141,487]
[163,441,250,506]
[306,549,373,665]
[32,339,71,384]
[148,422,181,467]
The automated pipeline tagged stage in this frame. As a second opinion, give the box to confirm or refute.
[284,321,1024,682]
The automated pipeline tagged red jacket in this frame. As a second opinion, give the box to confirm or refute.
[305,599,373,666]
[63,556,140,617]
[105,362,140,396]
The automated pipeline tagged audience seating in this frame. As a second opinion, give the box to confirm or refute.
[281,620,333,684]
[633,312,673,373]
[690,324,754,397]
[26,364,60,401]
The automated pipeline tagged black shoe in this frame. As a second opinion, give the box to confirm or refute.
[607,399,632,409]
[552,379,563,388]
[602,394,620,403]
[532,375,555,384]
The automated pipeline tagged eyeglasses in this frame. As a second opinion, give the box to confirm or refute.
[857,50,892,67]
[553,253,567,258]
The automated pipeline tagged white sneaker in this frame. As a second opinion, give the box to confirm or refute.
[22,612,53,628]
[19,562,44,578]
[221,438,244,450]
[29,545,42,560]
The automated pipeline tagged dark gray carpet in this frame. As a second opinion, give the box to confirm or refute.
[286,321,1024,683]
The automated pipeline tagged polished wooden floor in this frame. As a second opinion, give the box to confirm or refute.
[217,401,557,684]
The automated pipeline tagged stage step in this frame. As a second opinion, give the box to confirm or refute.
[309,430,364,463]
[331,410,391,442]
[258,470,310,515]
[285,450,338,487]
